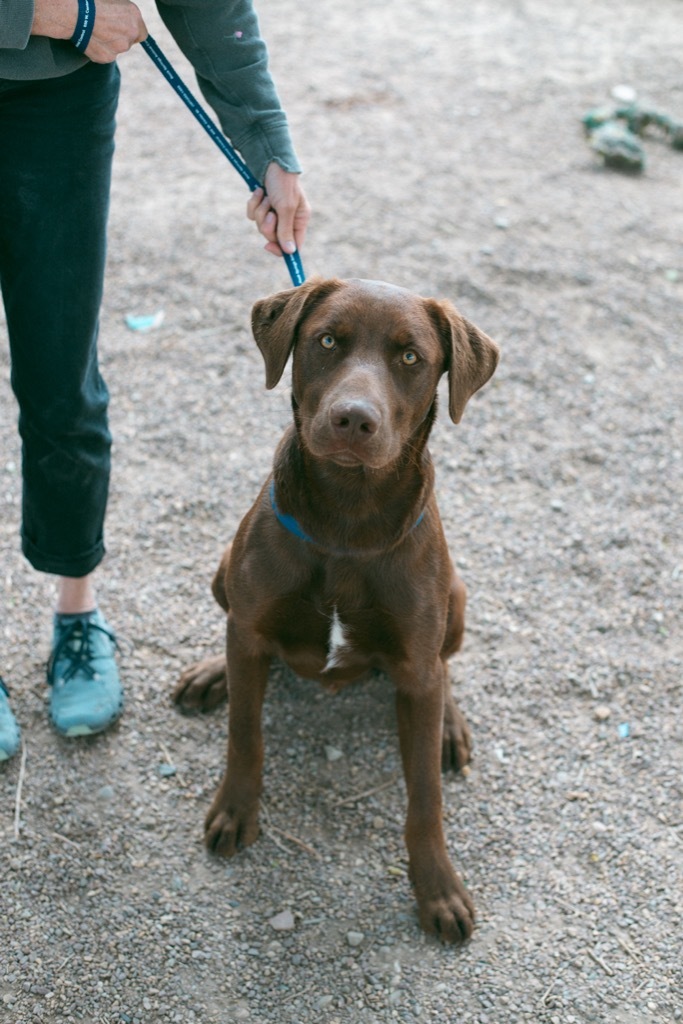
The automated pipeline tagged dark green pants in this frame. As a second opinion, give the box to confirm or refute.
[0,61,120,577]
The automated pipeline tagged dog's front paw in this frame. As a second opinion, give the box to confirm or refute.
[204,788,260,857]
[442,696,472,772]
[173,656,227,711]
[413,861,476,944]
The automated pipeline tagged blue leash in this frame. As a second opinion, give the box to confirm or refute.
[141,35,305,288]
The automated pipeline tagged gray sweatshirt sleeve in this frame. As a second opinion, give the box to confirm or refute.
[155,0,301,183]
[0,0,35,49]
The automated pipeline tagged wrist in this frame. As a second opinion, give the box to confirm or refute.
[31,0,80,41]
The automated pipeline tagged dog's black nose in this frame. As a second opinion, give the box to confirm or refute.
[329,399,381,439]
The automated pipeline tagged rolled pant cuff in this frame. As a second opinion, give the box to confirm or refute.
[22,535,105,578]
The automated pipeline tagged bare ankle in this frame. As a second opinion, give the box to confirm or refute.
[56,575,97,616]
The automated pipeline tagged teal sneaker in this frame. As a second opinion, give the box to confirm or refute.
[48,609,123,737]
[0,677,21,760]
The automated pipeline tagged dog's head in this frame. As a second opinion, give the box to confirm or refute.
[251,277,499,470]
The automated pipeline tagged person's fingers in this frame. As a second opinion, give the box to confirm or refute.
[266,194,311,256]
[246,187,265,221]
[262,201,309,257]
[247,191,280,245]
[291,198,312,252]
[262,209,278,241]
[248,167,311,258]
[273,200,298,255]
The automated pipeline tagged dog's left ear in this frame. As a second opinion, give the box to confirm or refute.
[425,299,500,423]
[252,277,344,389]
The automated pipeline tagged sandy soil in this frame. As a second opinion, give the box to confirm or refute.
[1,1,682,1022]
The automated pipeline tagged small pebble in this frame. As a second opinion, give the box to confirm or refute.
[268,910,295,932]
[594,704,611,721]
[611,84,637,103]
[346,931,364,947]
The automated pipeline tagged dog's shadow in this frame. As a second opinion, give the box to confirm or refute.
[204,659,407,855]
[262,661,400,786]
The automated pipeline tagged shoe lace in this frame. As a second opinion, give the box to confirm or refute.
[47,618,117,686]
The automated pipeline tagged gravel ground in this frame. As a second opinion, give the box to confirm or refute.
[1,1,682,1022]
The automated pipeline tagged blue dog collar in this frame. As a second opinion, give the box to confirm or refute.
[269,480,424,553]
[269,480,317,544]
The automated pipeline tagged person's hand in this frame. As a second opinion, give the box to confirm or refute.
[247,163,311,258]
[31,0,147,62]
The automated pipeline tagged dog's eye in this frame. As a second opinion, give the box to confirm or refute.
[320,334,336,350]
[402,350,418,366]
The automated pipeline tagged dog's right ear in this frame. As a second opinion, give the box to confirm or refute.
[251,277,344,389]
[425,298,500,423]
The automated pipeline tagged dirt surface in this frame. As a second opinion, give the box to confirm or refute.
[1,1,682,1022]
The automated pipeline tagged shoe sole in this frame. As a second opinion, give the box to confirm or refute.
[63,723,100,737]
[51,705,123,738]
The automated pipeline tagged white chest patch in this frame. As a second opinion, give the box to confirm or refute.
[324,606,350,671]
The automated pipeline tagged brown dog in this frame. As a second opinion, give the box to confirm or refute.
[174,277,499,943]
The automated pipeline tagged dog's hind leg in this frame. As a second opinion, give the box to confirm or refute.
[173,542,233,711]
[441,566,466,658]
[173,655,227,711]
[442,677,472,772]
[441,567,472,771]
